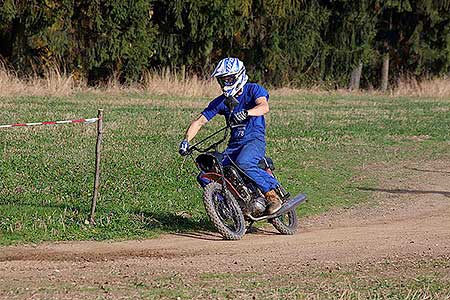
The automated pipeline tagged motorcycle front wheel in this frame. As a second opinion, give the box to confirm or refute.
[203,182,246,240]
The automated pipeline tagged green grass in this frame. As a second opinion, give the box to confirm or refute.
[131,257,450,300]
[2,255,448,299]
[0,92,449,245]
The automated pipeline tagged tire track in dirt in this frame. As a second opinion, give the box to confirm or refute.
[1,209,449,265]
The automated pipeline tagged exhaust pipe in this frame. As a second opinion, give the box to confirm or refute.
[247,193,307,222]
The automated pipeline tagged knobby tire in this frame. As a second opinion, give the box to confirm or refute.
[269,209,298,235]
[203,182,246,240]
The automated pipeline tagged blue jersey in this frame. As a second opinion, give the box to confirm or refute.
[201,83,269,145]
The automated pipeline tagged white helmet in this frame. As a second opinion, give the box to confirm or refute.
[211,57,248,98]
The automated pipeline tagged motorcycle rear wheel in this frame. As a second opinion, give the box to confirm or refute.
[269,209,298,235]
[203,182,246,240]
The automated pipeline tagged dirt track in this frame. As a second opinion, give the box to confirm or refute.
[1,160,449,299]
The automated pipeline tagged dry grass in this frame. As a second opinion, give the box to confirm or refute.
[1,62,449,99]
[0,61,77,97]
[83,70,220,101]
[275,77,450,99]
[270,86,323,96]
[142,70,219,97]
[392,77,450,98]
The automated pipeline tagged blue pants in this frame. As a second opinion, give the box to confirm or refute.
[197,138,279,193]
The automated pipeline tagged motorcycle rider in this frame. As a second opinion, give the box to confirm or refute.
[178,57,282,215]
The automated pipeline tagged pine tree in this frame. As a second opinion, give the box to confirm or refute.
[1,0,449,85]
[322,0,376,89]
[373,0,450,89]
[73,0,157,83]
[0,0,74,74]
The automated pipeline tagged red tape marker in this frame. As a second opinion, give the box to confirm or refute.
[0,117,99,129]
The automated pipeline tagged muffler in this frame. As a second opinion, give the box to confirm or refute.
[247,193,307,222]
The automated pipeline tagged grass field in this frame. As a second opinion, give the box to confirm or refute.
[0,92,449,245]
[136,257,450,300]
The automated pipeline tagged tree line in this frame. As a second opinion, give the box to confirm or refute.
[1,0,449,89]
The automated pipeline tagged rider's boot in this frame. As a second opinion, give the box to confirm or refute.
[264,190,282,215]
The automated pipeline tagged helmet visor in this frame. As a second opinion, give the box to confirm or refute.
[217,75,237,88]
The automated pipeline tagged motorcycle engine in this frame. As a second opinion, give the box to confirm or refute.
[251,197,267,216]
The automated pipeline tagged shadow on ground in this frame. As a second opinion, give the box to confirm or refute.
[357,187,450,198]
[404,166,450,174]
[0,196,217,234]
[133,210,216,233]
[1,196,284,241]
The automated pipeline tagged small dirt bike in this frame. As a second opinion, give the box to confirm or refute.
[184,114,307,240]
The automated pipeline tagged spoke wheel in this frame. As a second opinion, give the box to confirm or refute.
[203,182,246,240]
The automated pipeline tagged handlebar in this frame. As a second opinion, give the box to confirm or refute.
[185,95,241,155]
[186,125,229,155]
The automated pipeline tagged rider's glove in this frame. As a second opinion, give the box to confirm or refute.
[231,110,248,125]
[179,139,190,156]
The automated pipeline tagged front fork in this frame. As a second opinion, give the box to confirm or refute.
[275,185,290,200]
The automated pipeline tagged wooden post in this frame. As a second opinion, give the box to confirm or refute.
[89,109,103,225]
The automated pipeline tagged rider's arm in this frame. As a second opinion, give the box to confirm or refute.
[247,96,269,117]
[184,114,208,142]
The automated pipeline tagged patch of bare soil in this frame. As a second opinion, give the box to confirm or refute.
[1,160,449,299]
